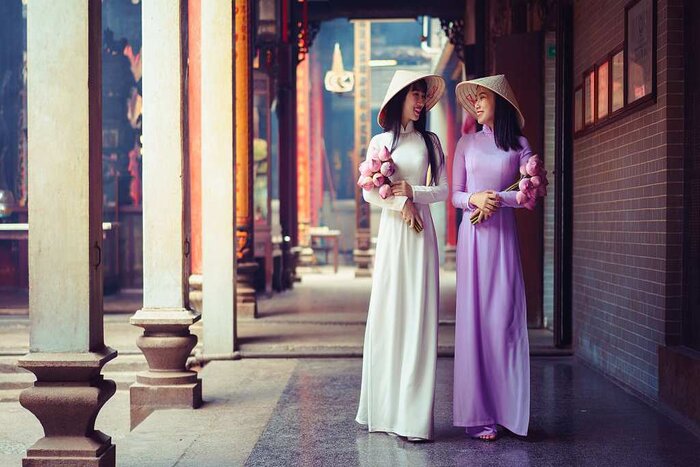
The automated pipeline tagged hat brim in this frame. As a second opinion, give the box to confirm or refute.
[377,74,446,128]
[455,80,525,129]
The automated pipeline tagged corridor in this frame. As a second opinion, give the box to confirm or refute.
[3,356,699,466]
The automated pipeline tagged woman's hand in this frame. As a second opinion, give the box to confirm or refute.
[472,208,495,224]
[469,191,500,213]
[391,181,413,199]
[401,200,423,232]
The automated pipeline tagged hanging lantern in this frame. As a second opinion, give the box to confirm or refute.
[324,43,354,93]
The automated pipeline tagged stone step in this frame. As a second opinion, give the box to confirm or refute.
[0,356,28,374]
[0,354,150,374]
[237,344,573,359]
[0,389,22,403]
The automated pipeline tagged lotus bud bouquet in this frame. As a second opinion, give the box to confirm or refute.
[357,145,396,200]
[470,154,549,225]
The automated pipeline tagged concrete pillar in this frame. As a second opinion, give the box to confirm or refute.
[297,57,311,247]
[130,0,202,430]
[187,0,203,313]
[18,1,117,465]
[278,40,299,290]
[235,0,259,317]
[352,20,373,277]
[200,0,237,356]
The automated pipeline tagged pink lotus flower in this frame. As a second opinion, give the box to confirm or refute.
[379,184,392,199]
[360,176,374,191]
[359,161,372,177]
[372,173,385,187]
[525,155,543,177]
[368,158,381,173]
[471,154,548,225]
[380,161,395,177]
[518,178,534,192]
[378,146,392,162]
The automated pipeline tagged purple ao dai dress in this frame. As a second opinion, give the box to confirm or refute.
[451,124,532,437]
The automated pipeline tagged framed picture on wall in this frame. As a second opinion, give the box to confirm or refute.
[625,0,656,105]
[574,86,583,133]
[597,59,609,120]
[611,48,625,113]
[583,69,595,127]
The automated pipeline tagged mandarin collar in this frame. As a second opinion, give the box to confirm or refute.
[400,120,415,134]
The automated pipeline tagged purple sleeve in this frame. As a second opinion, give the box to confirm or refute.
[498,137,533,208]
[451,136,476,211]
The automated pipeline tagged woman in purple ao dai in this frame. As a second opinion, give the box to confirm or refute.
[451,74,533,441]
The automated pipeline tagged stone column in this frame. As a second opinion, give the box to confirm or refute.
[444,88,459,271]
[18,1,117,465]
[277,42,298,289]
[200,0,237,356]
[130,0,202,430]
[235,0,259,317]
[296,57,311,248]
[352,20,373,277]
[187,0,203,313]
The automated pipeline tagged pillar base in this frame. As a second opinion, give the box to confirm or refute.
[444,245,457,271]
[353,249,373,278]
[17,348,118,467]
[130,308,202,428]
[237,261,259,318]
[130,380,202,429]
[23,443,115,467]
[290,246,302,283]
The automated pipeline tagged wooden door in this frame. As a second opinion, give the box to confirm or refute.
[494,32,545,328]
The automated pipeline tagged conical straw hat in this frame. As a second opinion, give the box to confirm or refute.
[377,70,446,128]
[455,74,525,129]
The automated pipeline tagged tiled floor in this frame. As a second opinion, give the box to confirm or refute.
[244,358,700,467]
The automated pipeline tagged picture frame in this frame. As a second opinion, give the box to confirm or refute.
[574,86,583,133]
[583,68,595,127]
[597,59,609,121]
[611,47,625,114]
[625,0,656,106]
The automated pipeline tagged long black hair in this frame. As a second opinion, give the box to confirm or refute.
[381,79,443,185]
[493,93,523,152]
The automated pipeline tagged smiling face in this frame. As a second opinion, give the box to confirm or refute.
[473,86,496,128]
[402,82,427,124]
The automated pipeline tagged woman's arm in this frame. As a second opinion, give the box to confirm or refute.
[451,136,476,211]
[412,134,449,204]
[497,137,533,208]
[361,136,408,211]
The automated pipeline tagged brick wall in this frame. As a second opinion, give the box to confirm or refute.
[572,0,685,400]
